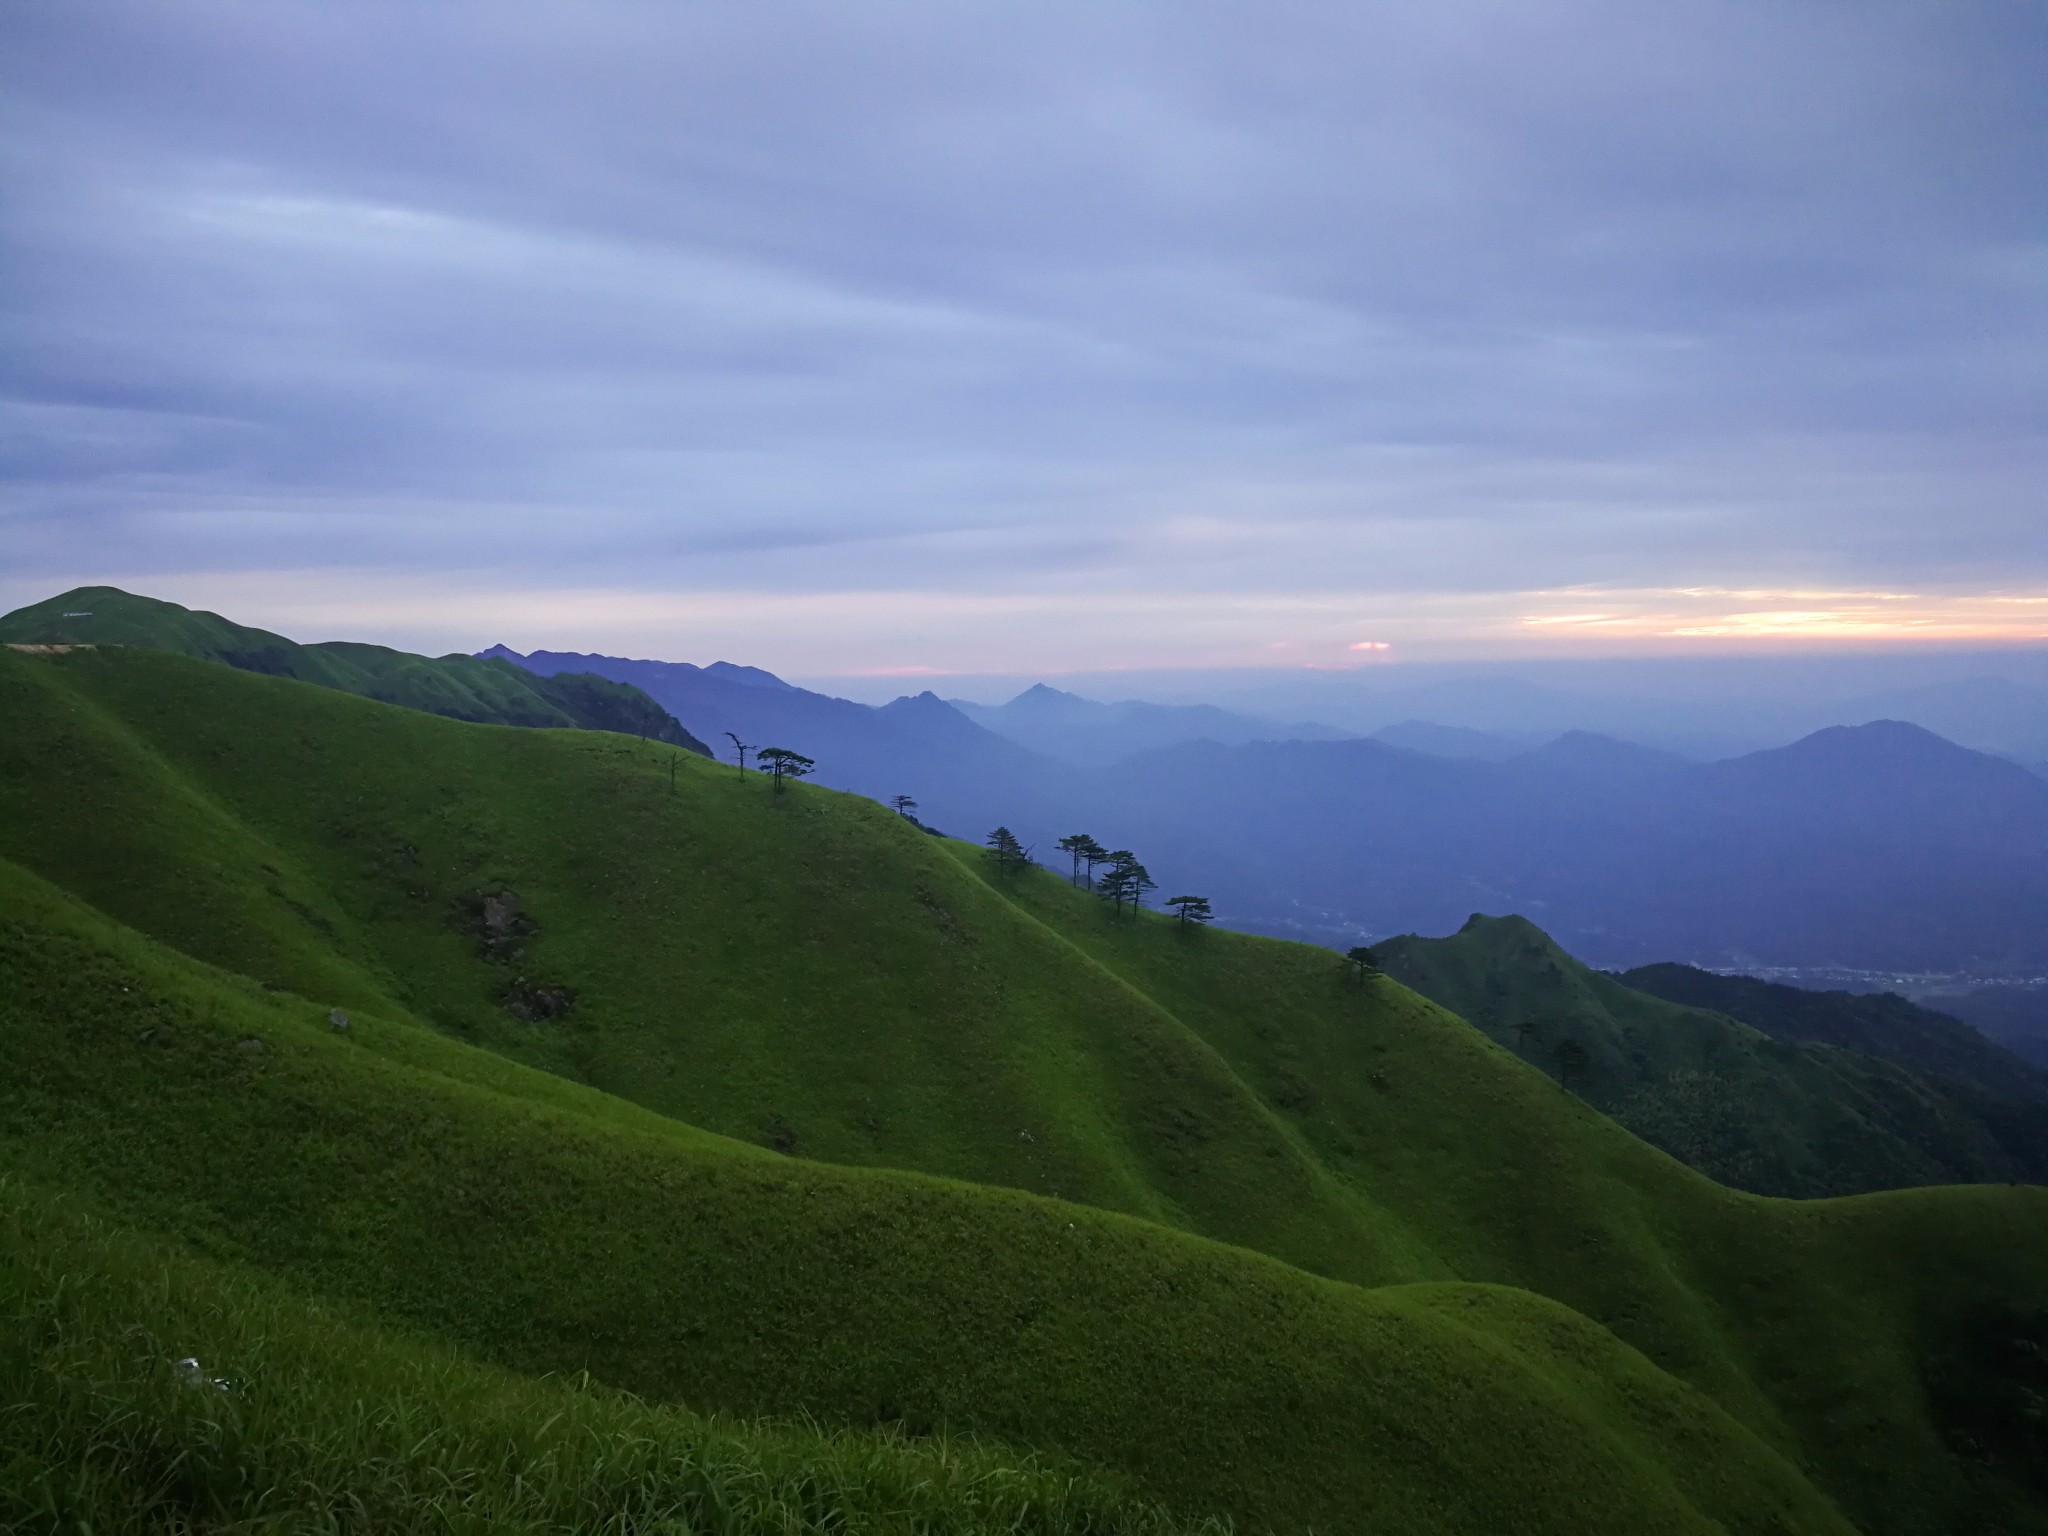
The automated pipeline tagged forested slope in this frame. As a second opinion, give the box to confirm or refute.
[1379,915,2048,1195]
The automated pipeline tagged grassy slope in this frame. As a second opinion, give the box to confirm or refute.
[0,584,709,751]
[990,877,2048,1529]
[0,862,1845,1536]
[2,647,2046,1531]
[1378,916,2039,1195]
[2,1179,1225,1536]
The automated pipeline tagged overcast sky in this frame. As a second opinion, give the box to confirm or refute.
[3,1,2044,675]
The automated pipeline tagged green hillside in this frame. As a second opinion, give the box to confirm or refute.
[3,1179,1223,1536]
[3,643,2046,1533]
[1621,962,2048,1103]
[0,584,709,751]
[1377,914,2048,1195]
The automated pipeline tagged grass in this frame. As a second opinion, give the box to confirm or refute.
[0,855,1864,1536]
[1,1178,1226,1536]
[0,584,706,749]
[1,643,2045,1533]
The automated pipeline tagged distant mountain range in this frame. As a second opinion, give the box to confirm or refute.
[949,683,1353,766]
[8,589,2044,974]
[1070,721,2048,971]
[479,645,1062,825]
[484,644,2048,973]
[1021,659,2048,766]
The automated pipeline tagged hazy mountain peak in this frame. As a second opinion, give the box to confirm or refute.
[1736,720,2039,786]
[703,660,791,690]
[1002,682,1091,715]
[1807,718,1951,747]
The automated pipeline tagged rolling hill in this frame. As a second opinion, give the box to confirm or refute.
[1619,963,2048,1104]
[1376,915,2048,1197]
[0,586,708,751]
[3,642,2046,1533]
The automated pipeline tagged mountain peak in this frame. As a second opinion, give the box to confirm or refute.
[1765,718,1989,771]
[703,660,790,691]
[1004,682,1090,714]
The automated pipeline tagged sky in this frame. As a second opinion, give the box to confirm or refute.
[3,0,2045,677]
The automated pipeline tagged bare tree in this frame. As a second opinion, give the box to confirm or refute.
[724,732,752,776]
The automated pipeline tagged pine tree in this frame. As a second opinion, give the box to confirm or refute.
[1099,851,1155,914]
[1166,895,1213,927]
[890,795,919,820]
[1055,833,1103,886]
[985,826,1028,873]
[757,747,814,792]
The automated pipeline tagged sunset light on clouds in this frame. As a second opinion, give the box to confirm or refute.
[2,2,2042,678]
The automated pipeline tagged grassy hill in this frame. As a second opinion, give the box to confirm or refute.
[3,1178,1225,1536]
[3,643,2046,1533]
[1376,916,2048,1196]
[0,584,709,751]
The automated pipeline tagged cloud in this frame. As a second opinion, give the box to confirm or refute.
[2,0,2042,670]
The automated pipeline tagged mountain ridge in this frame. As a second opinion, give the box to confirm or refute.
[1376,914,2048,1197]
[1,587,709,753]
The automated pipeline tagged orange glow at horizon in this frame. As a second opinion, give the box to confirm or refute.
[1514,587,2048,644]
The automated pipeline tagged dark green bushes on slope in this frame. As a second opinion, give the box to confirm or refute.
[1378,915,2048,1195]
[0,584,709,752]
[1621,962,2048,1100]
[1620,961,2048,1183]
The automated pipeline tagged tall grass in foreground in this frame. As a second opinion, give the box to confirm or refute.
[0,1182,1226,1536]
